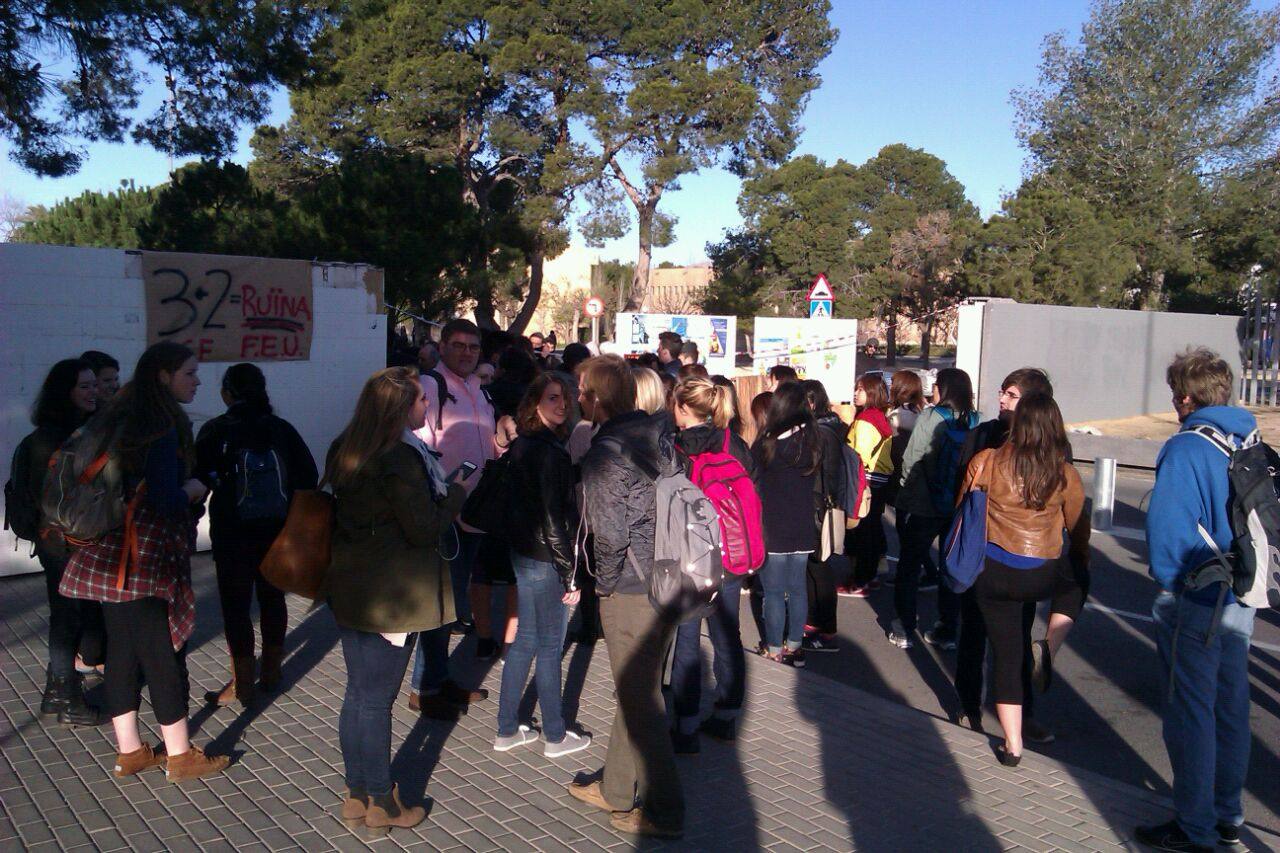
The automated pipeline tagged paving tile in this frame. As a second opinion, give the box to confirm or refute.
[0,567,1183,853]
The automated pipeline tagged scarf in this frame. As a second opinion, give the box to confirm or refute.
[401,429,449,499]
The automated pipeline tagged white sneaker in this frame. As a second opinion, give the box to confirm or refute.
[544,730,592,758]
[494,725,539,752]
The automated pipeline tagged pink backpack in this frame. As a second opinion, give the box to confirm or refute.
[687,431,766,575]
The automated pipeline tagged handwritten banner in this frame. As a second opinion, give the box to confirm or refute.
[142,252,315,362]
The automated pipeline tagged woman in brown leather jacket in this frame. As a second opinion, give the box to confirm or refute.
[957,392,1089,767]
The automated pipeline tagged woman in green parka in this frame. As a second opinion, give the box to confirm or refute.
[324,366,465,837]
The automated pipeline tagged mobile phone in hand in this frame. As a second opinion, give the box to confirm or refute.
[448,461,478,484]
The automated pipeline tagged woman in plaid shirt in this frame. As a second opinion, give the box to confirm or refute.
[60,342,231,783]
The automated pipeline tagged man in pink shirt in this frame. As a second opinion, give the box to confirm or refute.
[409,319,507,719]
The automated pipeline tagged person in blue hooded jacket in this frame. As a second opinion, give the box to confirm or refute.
[1136,348,1257,853]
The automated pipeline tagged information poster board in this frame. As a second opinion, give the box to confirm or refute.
[752,317,859,402]
[615,313,736,376]
[143,251,315,362]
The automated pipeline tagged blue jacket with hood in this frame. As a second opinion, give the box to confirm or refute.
[1146,405,1258,606]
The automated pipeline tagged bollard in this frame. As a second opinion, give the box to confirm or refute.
[1093,457,1116,531]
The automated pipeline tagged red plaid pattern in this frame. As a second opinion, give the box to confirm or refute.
[60,505,196,650]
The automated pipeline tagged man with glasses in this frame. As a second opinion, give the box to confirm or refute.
[409,318,499,719]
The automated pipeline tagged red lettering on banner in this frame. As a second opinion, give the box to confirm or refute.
[241,335,259,358]
[197,338,215,361]
[283,336,300,357]
[260,335,279,358]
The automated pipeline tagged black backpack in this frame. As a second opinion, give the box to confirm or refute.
[1183,425,1280,615]
[4,434,40,545]
[221,418,290,523]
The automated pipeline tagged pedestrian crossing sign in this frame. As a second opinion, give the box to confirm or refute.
[808,274,834,318]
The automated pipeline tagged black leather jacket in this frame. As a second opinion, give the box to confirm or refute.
[507,427,577,590]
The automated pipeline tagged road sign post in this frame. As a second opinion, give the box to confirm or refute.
[583,295,605,348]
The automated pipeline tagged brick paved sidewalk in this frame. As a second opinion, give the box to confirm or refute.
[0,560,1214,852]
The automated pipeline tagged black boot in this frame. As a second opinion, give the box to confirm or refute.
[57,673,102,727]
[40,669,69,717]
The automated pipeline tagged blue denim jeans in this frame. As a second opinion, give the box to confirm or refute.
[410,528,481,690]
[1152,591,1255,847]
[761,553,809,653]
[338,627,414,796]
[498,554,569,742]
[671,575,745,729]
[448,528,481,623]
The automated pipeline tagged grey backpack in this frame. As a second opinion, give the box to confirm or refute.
[41,419,128,546]
[607,438,725,624]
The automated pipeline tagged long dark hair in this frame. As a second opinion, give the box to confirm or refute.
[933,368,974,416]
[32,359,93,433]
[1006,392,1070,510]
[800,379,831,417]
[106,342,196,475]
[754,381,820,474]
[222,363,272,415]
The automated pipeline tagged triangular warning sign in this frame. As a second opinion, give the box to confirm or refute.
[810,300,831,318]
[807,274,834,302]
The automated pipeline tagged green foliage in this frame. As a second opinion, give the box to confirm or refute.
[2,1,320,176]
[14,183,158,248]
[706,144,979,343]
[253,0,596,329]
[16,158,489,321]
[961,177,1138,307]
[578,0,838,305]
[1013,0,1280,307]
[702,229,793,318]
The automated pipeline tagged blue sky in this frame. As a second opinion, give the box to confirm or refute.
[1,1,1092,264]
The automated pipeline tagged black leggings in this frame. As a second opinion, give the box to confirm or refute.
[806,556,837,635]
[39,550,106,678]
[973,556,1085,705]
[214,537,287,659]
[102,598,189,725]
[846,484,889,587]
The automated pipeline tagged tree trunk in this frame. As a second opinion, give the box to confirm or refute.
[570,305,581,344]
[921,314,933,368]
[885,301,897,367]
[631,203,655,311]
[1142,269,1166,310]
[507,246,544,336]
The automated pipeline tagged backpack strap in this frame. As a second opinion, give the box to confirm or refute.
[721,429,731,455]
[1183,424,1234,458]
[424,370,456,431]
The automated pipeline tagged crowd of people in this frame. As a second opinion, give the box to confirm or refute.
[7,325,1260,849]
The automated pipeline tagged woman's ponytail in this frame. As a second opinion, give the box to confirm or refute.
[709,383,735,430]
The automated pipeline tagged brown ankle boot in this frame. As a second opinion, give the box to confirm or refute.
[113,743,166,777]
[259,644,284,692]
[340,788,368,829]
[365,785,424,836]
[204,655,256,707]
[165,746,231,783]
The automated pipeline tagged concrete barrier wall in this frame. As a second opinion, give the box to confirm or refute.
[0,244,386,576]
[959,301,1242,424]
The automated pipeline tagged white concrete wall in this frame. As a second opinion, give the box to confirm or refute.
[0,244,386,576]
[954,299,1242,424]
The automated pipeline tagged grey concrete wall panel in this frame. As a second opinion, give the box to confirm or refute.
[976,303,1242,424]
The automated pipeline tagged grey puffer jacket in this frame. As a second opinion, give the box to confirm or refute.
[580,409,672,596]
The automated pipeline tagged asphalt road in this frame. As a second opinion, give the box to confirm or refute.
[737,464,1280,842]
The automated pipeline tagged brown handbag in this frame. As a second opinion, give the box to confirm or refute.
[259,490,334,600]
